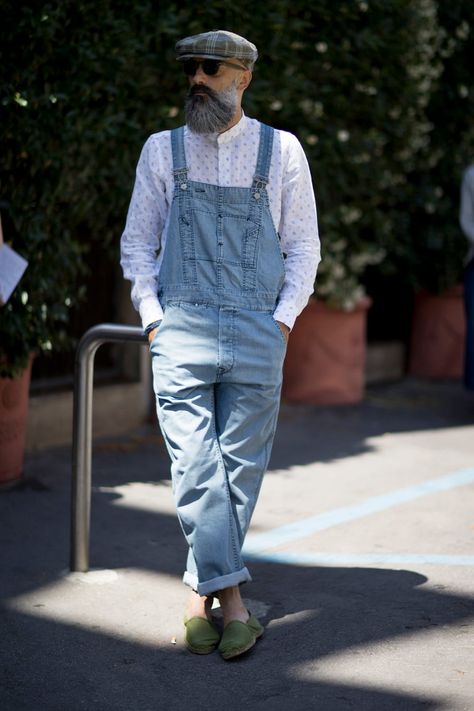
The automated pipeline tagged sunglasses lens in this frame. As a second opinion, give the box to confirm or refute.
[182,59,221,76]
[202,60,220,75]
[183,59,198,76]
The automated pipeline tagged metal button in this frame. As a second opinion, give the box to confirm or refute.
[254,192,260,200]
[180,183,188,190]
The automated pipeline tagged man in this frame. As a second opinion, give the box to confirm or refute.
[120,29,320,659]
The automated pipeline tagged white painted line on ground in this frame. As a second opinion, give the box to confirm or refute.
[245,551,474,567]
[244,467,474,555]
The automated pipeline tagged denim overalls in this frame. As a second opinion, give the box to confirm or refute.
[150,123,287,596]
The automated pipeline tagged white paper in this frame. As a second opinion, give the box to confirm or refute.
[0,243,28,305]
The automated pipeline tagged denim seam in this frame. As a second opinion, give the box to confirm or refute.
[243,192,263,291]
[216,187,224,290]
[177,189,198,286]
[190,207,249,221]
[270,314,288,347]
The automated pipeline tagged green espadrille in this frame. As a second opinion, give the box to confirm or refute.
[218,613,264,660]
[246,614,264,640]
[183,616,221,654]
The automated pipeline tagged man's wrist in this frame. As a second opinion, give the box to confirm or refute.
[144,319,162,336]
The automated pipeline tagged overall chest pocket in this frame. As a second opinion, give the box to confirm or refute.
[191,207,254,266]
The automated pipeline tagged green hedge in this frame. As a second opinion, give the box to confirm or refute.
[1,1,473,374]
[408,3,474,293]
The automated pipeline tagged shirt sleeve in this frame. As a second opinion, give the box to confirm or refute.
[120,134,169,328]
[460,166,474,246]
[273,132,321,330]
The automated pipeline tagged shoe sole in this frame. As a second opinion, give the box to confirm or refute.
[220,635,257,660]
[185,641,218,655]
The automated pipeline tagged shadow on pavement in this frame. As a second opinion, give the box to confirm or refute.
[272,379,474,469]
[1,449,473,710]
[2,564,466,711]
[1,380,473,708]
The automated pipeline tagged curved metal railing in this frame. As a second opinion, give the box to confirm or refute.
[70,324,147,572]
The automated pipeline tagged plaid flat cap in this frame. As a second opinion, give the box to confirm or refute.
[175,30,258,69]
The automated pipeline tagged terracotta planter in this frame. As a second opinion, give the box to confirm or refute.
[409,286,465,378]
[0,357,33,484]
[282,297,371,404]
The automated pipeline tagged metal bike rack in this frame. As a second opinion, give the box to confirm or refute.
[70,323,148,572]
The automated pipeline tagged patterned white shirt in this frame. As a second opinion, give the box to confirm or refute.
[120,113,320,330]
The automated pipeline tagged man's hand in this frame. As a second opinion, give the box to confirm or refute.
[276,320,290,344]
[148,327,159,344]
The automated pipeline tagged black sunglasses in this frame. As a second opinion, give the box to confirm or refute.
[182,58,247,76]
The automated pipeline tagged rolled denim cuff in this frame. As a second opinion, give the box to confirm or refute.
[183,567,252,596]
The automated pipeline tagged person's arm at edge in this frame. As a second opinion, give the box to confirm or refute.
[273,132,321,334]
[120,135,167,337]
[460,166,474,246]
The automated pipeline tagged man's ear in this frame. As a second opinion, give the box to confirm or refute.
[238,70,252,91]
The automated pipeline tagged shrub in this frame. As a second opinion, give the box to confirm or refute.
[407,2,474,294]
[1,1,472,379]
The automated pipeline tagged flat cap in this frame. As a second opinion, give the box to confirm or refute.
[176,30,258,70]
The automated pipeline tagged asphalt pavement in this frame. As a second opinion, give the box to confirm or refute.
[1,378,474,710]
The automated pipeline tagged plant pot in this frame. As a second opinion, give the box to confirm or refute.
[282,296,372,404]
[409,286,465,378]
[0,356,33,484]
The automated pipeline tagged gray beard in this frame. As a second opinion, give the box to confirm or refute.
[185,83,238,134]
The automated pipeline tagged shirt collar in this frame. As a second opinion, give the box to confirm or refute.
[185,111,248,144]
[217,111,247,144]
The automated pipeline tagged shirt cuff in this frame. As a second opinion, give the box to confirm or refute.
[273,302,297,331]
[138,295,164,330]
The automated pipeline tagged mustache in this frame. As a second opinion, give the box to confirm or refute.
[188,84,217,99]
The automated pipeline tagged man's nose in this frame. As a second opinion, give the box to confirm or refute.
[192,64,207,83]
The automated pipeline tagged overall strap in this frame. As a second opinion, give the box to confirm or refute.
[253,123,274,188]
[170,126,188,184]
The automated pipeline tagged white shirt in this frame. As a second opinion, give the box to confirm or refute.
[120,113,321,330]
